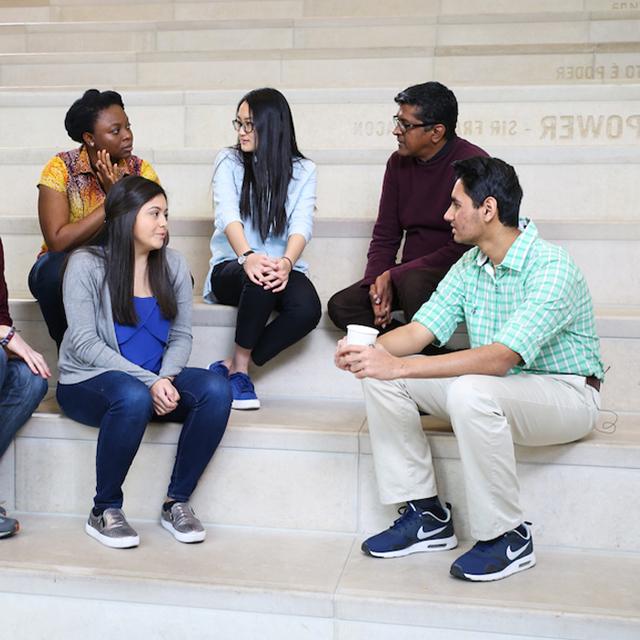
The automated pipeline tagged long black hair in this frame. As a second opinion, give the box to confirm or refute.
[236,88,305,242]
[89,176,177,325]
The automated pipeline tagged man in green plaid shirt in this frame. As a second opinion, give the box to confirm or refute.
[336,156,604,583]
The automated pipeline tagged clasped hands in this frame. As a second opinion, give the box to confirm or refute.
[334,337,401,380]
[150,377,180,416]
[242,252,292,292]
[368,270,392,328]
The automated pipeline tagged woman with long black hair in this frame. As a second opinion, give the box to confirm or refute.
[57,176,232,549]
[203,88,321,410]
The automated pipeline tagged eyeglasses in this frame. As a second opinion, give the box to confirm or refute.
[232,119,254,134]
[392,115,437,133]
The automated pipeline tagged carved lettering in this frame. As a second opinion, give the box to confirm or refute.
[556,63,640,81]
[539,114,640,140]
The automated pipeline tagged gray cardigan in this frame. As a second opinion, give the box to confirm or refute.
[58,247,193,387]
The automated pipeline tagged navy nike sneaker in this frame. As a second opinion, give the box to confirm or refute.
[450,522,536,582]
[361,502,458,558]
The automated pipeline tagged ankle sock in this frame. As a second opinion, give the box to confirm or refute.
[92,507,105,517]
[163,500,178,513]
[409,496,446,519]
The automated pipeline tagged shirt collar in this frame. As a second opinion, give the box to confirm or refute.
[72,145,133,177]
[475,218,538,272]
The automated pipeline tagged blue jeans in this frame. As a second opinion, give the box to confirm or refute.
[28,251,67,348]
[57,367,232,510]
[0,350,48,459]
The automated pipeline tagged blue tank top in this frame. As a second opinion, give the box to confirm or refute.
[114,297,170,374]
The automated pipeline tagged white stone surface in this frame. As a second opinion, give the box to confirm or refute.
[1,514,639,639]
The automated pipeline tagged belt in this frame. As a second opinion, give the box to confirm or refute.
[586,375,601,392]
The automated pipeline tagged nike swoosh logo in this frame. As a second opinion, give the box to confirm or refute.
[506,540,531,560]
[417,525,447,540]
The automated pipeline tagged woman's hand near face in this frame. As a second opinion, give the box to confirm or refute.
[243,252,275,286]
[95,149,123,193]
[150,377,180,416]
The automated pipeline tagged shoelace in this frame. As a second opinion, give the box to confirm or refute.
[102,509,130,531]
[234,374,255,394]
[170,503,196,528]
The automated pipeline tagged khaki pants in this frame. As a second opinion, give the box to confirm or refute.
[362,373,600,540]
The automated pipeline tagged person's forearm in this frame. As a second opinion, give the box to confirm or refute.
[224,221,252,256]
[44,206,105,252]
[377,321,434,356]
[283,233,306,264]
[395,342,521,379]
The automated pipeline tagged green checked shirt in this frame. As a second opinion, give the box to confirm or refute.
[413,220,605,379]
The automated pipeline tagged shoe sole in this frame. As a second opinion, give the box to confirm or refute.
[450,550,537,582]
[232,398,260,410]
[85,522,139,549]
[0,523,19,539]
[363,534,458,558]
[161,517,206,543]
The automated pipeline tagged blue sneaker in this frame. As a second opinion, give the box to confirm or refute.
[229,372,260,410]
[361,502,457,558]
[450,522,536,582]
[208,360,230,378]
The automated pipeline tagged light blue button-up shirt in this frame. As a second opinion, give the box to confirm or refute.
[203,148,316,303]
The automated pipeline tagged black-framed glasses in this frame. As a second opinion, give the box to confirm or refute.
[392,115,437,133]
[232,119,254,134]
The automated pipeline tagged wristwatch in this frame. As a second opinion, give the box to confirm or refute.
[237,250,255,265]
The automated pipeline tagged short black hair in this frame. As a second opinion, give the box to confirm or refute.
[64,89,125,143]
[394,82,458,139]
[452,156,523,228]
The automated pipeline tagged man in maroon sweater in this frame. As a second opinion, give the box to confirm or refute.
[328,82,487,335]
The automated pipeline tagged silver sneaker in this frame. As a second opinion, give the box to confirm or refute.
[85,507,140,549]
[161,502,206,543]
[0,505,19,539]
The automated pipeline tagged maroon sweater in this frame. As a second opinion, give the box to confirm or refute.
[0,238,12,326]
[363,136,488,286]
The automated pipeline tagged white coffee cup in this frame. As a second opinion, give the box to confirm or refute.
[346,324,379,346]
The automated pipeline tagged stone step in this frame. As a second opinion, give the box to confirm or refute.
[1,14,639,55]
[6,296,640,413]
[1,513,638,639]
[1,41,639,88]
[1,85,640,151]
[1,396,638,553]
[1,145,639,225]
[3,214,640,307]
[0,0,637,23]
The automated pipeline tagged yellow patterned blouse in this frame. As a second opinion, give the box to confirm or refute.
[38,145,159,251]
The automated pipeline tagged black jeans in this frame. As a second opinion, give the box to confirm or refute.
[211,260,322,366]
[327,266,451,333]
[57,367,232,510]
[28,251,67,348]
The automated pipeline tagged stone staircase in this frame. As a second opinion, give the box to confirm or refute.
[1,1,639,638]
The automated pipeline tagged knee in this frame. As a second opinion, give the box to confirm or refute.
[446,375,498,423]
[26,373,48,406]
[327,288,353,329]
[111,377,153,418]
[299,294,322,331]
[195,370,233,409]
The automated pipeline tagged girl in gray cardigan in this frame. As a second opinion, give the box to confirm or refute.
[57,176,232,549]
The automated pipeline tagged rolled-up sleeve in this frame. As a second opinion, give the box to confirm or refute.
[286,160,316,243]
[494,259,577,366]
[212,150,242,232]
[412,260,466,346]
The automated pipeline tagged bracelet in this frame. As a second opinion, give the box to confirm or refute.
[0,326,16,347]
[281,256,293,271]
